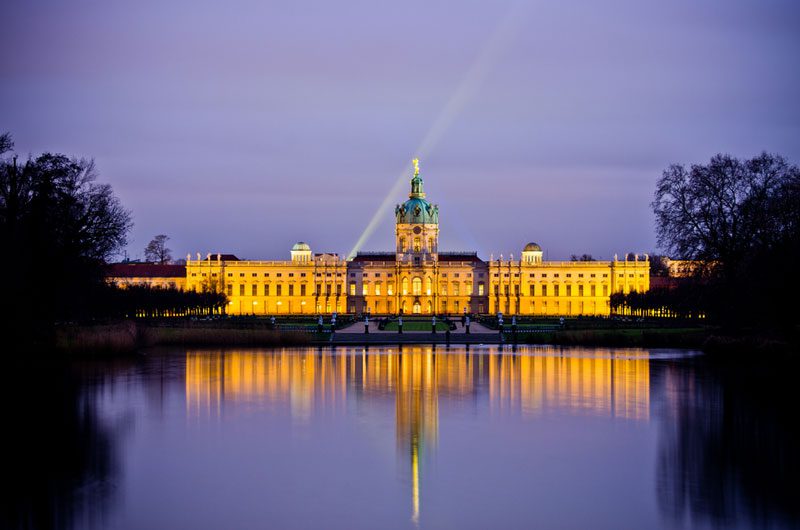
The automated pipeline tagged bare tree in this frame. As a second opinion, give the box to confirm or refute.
[144,234,172,264]
[570,254,596,261]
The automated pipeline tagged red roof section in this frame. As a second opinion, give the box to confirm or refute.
[107,263,186,278]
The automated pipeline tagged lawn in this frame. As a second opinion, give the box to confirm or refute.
[383,321,451,332]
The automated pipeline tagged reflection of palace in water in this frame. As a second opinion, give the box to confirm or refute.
[184,347,650,521]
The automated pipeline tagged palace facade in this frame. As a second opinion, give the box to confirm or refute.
[111,161,649,316]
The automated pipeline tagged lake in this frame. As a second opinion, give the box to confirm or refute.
[3,345,797,529]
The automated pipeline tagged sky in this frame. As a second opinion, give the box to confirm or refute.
[2,0,799,261]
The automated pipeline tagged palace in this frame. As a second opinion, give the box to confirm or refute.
[110,160,650,316]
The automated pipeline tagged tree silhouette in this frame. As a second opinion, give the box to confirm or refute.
[144,234,172,264]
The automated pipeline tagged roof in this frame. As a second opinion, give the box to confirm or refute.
[439,252,484,263]
[107,263,186,278]
[351,252,395,262]
[523,242,542,252]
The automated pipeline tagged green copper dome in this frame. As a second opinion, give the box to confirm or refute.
[395,164,439,224]
[292,241,311,251]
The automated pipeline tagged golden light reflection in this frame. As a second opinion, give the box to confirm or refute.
[185,347,650,522]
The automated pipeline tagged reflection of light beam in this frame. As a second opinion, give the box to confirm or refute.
[347,2,528,259]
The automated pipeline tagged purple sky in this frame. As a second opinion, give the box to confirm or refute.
[2,0,799,261]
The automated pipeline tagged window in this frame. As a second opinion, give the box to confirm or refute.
[277,273,282,277]
[542,285,548,297]
[441,283,448,295]
[387,284,393,295]
[428,237,434,250]
[362,284,368,296]
[227,273,233,277]
[402,278,409,295]
[239,273,245,277]
[276,285,282,296]
[425,277,432,295]
[554,285,560,296]
[375,283,381,296]
[578,285,584,296]
[326,284,332,295]
[264,284,270,296]
[590,285,596,296]
[316,283,322,295]
[399,237,406,251]
[227,285,233,296]
[603,285,608,296]
[251,285,257,296]
[349,282,356,296]
[413,237,421,252]
[336,284,341,295]
[288,285,294,296]
[252,273,257,277]
[289,273,294,277]
[239,284,245,296]
[453,282,460,296]
[504,285,509,295]
[566,285,572,297]
[529,285,535,296]
[514,285,519,296]
[412,277,422,296]
[478,283,485,296]
[301,285,306,296]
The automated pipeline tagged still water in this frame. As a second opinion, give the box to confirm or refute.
[3,346,797,530]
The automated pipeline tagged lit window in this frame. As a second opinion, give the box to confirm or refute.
[412,277,422,296]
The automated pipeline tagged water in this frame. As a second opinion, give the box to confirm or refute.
[3,346,797,530]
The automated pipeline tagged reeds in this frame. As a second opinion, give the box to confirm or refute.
[54,321,312,354]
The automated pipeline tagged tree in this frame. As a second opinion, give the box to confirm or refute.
[570,254,596,261]
[0,132,133,338]
[144,234,172,264]
[652,152,800,326]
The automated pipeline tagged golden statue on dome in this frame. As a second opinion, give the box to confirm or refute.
[413,158,420,176]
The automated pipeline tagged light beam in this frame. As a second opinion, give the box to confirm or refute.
[347,2,528,259]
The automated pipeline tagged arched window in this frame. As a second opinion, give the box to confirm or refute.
[413,237,421,252]
[399,237,406,252]
[428,237,435,250]
[412,302,421,314]
[425,277,432,295]
[412,277,422,296]
[402,277,409,295]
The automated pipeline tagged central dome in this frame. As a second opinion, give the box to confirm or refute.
[395,162,439,224]
[396,197,438,224]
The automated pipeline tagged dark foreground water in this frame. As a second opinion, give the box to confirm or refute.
[2,346,798,530]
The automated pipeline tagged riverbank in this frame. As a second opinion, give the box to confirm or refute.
[50,320,797,356]
[54,321,314,354]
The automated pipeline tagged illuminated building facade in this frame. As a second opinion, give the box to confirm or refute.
[114,160,650,315]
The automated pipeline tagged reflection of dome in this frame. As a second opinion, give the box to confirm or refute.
[523,242,541,252]
[292,242,311,251]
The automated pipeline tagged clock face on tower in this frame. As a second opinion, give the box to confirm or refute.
[413,226,422,234]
